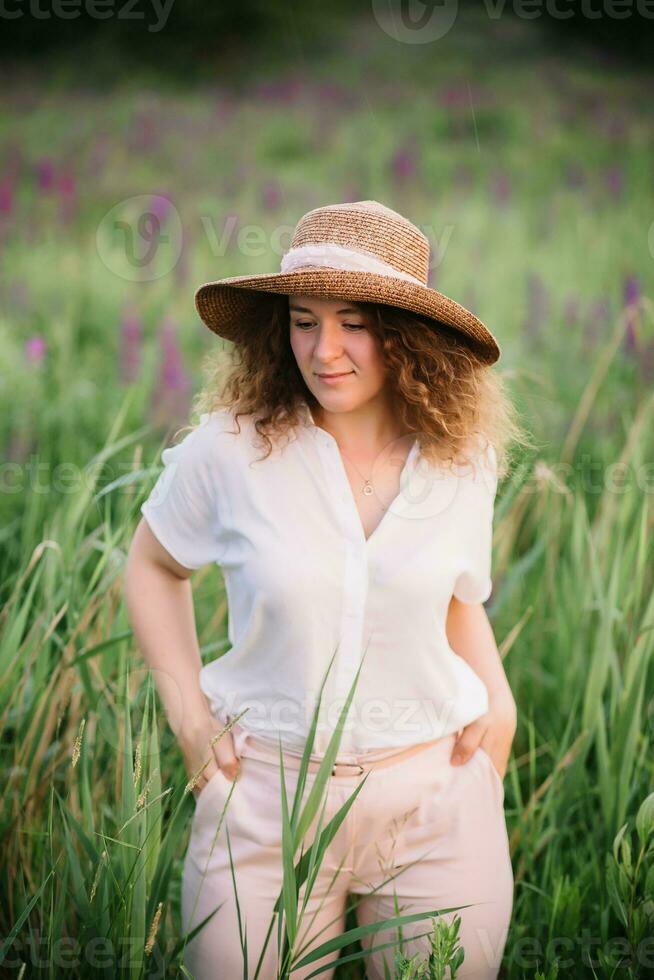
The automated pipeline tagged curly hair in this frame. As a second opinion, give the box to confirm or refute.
[190,293,531,479]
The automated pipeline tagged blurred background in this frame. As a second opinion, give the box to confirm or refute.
[2,2,654,977]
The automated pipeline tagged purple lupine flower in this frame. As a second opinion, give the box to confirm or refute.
[342,182,363,203]
[623,276,641,352]
[255,81,271,99]
[57,169,76,223]
[525,273,550,340]
[25,336,47,363]
[6,430,33,463]
[36,159,55,191]
[119,309,143,384]
[624,275,640,309]
[149,193,172,226]
[151,320,192,428]
[605,166,624,199]
[0,177,14,215]
[141,115,157,148]
[318,81,355,109]
[317,82,349,107]
[256,78,301,103]
[391,146,417,183]
[282,78,303,102]
[492,171,511,205]
[261,180,282,211]
[161,321,189,389]
[440,85,468,108]
[130,112,158,151]
[594,103,627,140]
[564,295,579,325]
[639,340,654,386]
[89,135,113,177]
[174,221,189,285]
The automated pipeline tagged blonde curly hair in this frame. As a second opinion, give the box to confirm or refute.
[190,294,531,479]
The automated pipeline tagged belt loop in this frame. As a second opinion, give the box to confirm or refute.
[331,762,366,776]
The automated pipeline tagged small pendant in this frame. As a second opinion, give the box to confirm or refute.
[362,481,374,496]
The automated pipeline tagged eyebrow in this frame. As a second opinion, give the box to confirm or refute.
[289,305,363,315]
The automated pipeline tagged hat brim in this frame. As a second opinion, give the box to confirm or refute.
[195,268,500,365]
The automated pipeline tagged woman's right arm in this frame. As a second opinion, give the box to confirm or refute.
[123,517,241,792]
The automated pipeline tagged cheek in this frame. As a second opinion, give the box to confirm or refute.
[289,331,308,362]
[356,335,385,374]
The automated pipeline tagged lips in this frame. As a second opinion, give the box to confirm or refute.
[317,372,353,378]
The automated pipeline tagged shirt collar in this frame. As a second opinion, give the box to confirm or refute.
[297,400,420,466]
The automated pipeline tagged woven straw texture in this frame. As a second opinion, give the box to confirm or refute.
[195,200,500,365]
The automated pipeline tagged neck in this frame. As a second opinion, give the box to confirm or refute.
[310,396,413,456]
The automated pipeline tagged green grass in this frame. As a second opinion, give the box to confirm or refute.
[2,8,654,976]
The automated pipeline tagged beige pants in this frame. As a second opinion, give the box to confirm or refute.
[181,720,514,979]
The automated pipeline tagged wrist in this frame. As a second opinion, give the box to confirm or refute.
[174,700,215,743]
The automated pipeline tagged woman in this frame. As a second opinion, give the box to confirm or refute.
[125,200,524,979]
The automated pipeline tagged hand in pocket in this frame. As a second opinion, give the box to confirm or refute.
[180,713,241,799]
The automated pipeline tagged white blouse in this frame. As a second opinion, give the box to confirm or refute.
[140,403,499,758]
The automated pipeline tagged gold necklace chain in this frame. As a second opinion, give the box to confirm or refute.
[312,409,413,503]
[336,444,378,498]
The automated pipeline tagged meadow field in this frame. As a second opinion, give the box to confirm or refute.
[1,8,654,977]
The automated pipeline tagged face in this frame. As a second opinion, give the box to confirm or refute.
[288,295,388,414]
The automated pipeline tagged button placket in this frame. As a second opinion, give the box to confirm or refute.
[314,431,369,753]
[335,540,367,703]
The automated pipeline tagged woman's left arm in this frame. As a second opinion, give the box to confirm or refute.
[445,595,517,779]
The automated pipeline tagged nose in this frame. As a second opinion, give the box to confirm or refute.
[312,321,346,363]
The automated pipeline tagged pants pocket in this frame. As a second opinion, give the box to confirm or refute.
[193,768,232,821]
[476,746,505,799]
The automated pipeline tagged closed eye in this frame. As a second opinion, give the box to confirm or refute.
[294,321,366,331]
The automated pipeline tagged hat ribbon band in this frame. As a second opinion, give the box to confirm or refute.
[280,242,426,287]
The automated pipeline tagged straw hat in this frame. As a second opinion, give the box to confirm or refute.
[195,200,500,365]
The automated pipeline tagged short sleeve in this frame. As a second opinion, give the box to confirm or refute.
[140,414,222,570]
[452,443,498,605]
